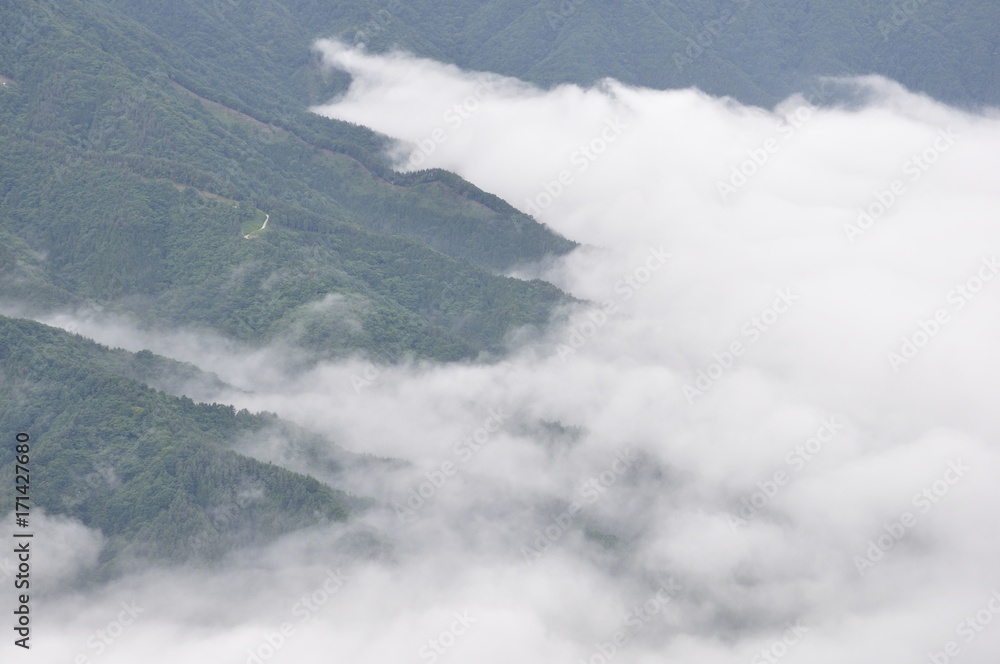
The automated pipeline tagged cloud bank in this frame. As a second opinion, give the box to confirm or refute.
[11,40,1000,664]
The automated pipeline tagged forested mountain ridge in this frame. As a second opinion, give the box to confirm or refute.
[104,0,1000,109]
[0,0,576,362]
[0,315,369,572]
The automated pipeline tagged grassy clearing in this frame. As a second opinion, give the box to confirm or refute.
[241,209,269,237]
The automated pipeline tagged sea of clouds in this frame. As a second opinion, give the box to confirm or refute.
[6,39,1000,664]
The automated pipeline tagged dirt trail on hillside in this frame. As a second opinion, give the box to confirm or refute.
[243,213,269,239]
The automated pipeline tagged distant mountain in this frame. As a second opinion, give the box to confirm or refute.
[111,0,996,108]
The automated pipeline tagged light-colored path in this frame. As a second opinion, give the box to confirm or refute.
[243,213,269,239]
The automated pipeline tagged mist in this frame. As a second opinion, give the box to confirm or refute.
[10,41,1000,663]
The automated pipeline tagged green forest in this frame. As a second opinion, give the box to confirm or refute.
[0,0,577,364]
[0,316,366,574]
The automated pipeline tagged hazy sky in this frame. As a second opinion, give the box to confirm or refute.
[8,40,1000,664]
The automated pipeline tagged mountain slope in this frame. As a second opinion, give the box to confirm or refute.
[0,315,367,571]
[0,0,575,362]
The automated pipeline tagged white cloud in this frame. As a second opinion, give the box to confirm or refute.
[14,41,1000,664]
